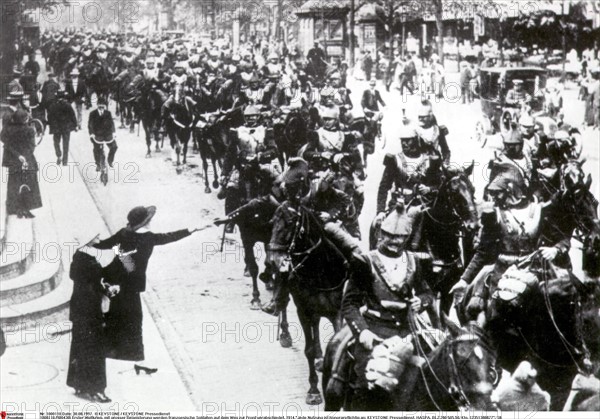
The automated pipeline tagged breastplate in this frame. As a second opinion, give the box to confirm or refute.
[368,251,415,305]
[417,126,440,151]
[318,128,345,151]
[244,88,264,103]
[496,203,542,254]
[237,126,266,156]
[396,154,427,186]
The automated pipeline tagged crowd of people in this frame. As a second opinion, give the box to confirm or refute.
[1,26,599,411]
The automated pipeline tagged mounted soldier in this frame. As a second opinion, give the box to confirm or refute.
[415,99,451,165]
[319,72,353,125]
[519,114,539,157]
[488,126,534,198]
[375,120,444,234]
[218,105,281,232]
[239,73,271,109]
[262,52,283,80]
[341,205,434,410]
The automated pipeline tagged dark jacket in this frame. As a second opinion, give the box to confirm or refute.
[94,228,191,292]
[65,79,87,103]
[41,79,60,109]
[361,89,386,112]
[88,109,115,140]
[47,99,77,134]
[1,118,38,171]
[342,250,433,337]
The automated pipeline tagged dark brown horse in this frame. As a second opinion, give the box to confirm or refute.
[323,319,497,411]
[268,202,349,405]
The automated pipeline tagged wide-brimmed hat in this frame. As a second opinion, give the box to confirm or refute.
[126,206,156,231]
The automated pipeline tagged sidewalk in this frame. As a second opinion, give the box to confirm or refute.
[0,134,195,411]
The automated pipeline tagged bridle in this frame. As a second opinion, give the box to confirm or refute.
[424,172,477,231]
[408,312,496,411]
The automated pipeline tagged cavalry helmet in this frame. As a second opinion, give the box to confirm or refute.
[502,128,523,144]
[519,115,535,128]
[320,105,340,120]
[380,205,417,236]
[243,105,261,116]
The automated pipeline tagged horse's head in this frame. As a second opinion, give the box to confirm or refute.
[173,83,185,104]
[438,162,479,232]
[561,159,588,194]
[440,318,497,410]
[267,203,320,275]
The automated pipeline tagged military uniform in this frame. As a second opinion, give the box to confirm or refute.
[343,248,433,410]
[416,124,451,165]
[221,110,282,215]
[377,152,443,214]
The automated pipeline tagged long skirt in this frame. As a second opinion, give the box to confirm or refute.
[104,290,144,361]
[6,169,42,215]
[66,320,106,393]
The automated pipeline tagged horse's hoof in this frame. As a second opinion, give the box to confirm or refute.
[265,281,273,291]
[314,357,324,372]
[305,392,323,405]
[279,332,292,348]
[175,167,183,175]
[204,186,211,193]
[243,267,251,277]
[250,299,261,310]
[146,152,151,158]
[212,180,219,189]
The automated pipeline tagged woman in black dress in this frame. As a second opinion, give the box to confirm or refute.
[67,233,119,403]
[94,205,207,373]
[0,109,42,218]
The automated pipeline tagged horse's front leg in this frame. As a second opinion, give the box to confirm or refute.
[279,306,292,348]
[201,153,211,193]
[242,236,261,310]
[182,130,190,165]
[211,156,220,189]
[144,123,152,157]
[298,310,323,405]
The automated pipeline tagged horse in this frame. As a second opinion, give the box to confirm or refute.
[214,192,281,311]
[370,162,479,318]
[267,202,349,405]
[273,106,309,168]
[165,83,195,167]
[113,69,139,132]
[322,319,497,411]
[84,61,111,103]
[136,82,167,157]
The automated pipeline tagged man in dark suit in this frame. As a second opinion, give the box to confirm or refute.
[41,72,60,110]
[47,90,78,166]
[65,68,87,130]
[88,97,117,170]
[361,79,386,140]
